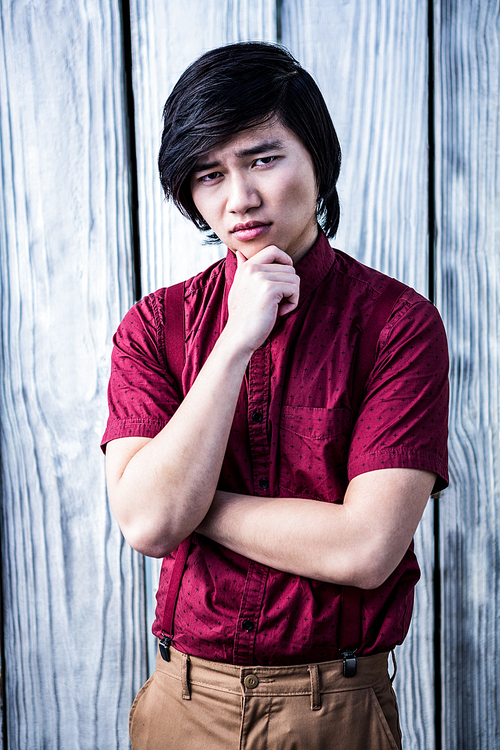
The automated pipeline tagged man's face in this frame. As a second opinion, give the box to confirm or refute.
[190,120,319,263]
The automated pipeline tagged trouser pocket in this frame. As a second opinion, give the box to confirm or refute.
[367,684,402,750]
[129,673,156,750]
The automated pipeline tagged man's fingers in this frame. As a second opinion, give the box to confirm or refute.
[245,245,294,267]
[278,299,298,316]
[228,244,300,349]
[255,264,296,276]
[233,249,300,310]
[278,285,300,315]
[251,270,298,284]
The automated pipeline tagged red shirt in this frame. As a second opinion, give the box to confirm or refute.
[102,232,448,666]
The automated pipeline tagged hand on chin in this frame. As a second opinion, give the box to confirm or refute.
[231,240,286,261]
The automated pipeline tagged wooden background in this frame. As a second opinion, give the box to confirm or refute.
[0,0,498,747]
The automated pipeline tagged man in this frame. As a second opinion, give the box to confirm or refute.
[102,42,448,749]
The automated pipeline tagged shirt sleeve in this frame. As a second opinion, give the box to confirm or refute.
[347,295,449,492]
[100,290,181,451]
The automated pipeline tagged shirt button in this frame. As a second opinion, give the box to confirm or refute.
[259,478,269,489]
[244,674,259,689]
[251,410,263,423]
[242,619,254,631]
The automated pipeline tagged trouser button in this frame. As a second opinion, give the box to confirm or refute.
[244,674,259,689]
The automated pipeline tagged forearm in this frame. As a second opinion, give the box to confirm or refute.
[106,330,251,556]
[197,468,436,588]
[198,491,356,584]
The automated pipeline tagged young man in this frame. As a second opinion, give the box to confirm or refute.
[102,43,448,749]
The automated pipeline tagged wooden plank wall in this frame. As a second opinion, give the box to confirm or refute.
[0,2,144,748]
[434,1,500,748]
[0,0,499,748]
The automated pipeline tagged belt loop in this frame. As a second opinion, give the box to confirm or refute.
[308,664,321,711]
[181,652,191,700]
[389,649,397,684]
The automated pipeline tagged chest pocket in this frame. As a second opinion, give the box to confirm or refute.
[278,406,351,502]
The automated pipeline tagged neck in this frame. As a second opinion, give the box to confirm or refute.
[290,225,320,265]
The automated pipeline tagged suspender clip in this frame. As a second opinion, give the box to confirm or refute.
[159,633,172,662]
[340,649,357,678]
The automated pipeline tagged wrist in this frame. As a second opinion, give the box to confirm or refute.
[216,322,258,362]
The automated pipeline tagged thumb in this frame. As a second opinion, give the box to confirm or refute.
[235,250,247,267]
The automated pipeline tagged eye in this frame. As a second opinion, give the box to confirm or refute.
[198,171,222,183]
[253,156,277,167]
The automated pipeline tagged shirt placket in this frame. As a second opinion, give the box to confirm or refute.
[233,340,271,665]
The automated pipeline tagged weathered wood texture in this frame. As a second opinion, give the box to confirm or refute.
[2,1,499,748]
[281,3,435,747]
[282,0,430,293]
[129,0,278,674]
[434,1,500,747]
[0,2,144,747]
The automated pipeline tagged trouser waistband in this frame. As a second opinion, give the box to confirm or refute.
[155,646,392,706]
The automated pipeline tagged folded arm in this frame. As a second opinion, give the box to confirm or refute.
[105,244,437,587]
[197,468,435,589]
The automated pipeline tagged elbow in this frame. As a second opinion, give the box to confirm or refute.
[331,548,397,590]
[108,491,188,558]
[353,567,391,590]
[125,532,171,559]
[358,553,404,589]
[117,518,182,559]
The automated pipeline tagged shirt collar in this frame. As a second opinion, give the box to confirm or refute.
[224,229,335,303]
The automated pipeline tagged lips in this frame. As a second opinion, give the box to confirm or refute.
[231,221,271,241]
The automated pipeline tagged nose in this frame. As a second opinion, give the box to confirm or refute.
[226,173,261,214]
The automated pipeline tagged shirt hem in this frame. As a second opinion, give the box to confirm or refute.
[100,418,167,452]
[348,448,449,493]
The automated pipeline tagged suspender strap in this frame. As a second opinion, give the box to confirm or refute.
[164,281,186,386]
[339,276,407,677]
[159,280,190,662]
[338,586,362,677]
[159,537,191,661]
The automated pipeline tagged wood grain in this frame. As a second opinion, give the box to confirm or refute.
[434,1,500,747]
[2,3,495,747]
[0,1,144,746]
[282,0,429,293]
[129,0,278,674]
[281,3,435,747]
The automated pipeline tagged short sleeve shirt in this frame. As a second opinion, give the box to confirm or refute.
[102,232,449,666]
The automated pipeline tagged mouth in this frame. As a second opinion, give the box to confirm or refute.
[231,221,271,241]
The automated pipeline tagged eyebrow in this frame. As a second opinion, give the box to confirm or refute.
[192,139,285,173]
[234,139,285,159]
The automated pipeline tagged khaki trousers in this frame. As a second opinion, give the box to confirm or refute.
[130,647,402,750]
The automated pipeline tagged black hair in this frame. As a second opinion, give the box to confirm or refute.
[158,42,341,241]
